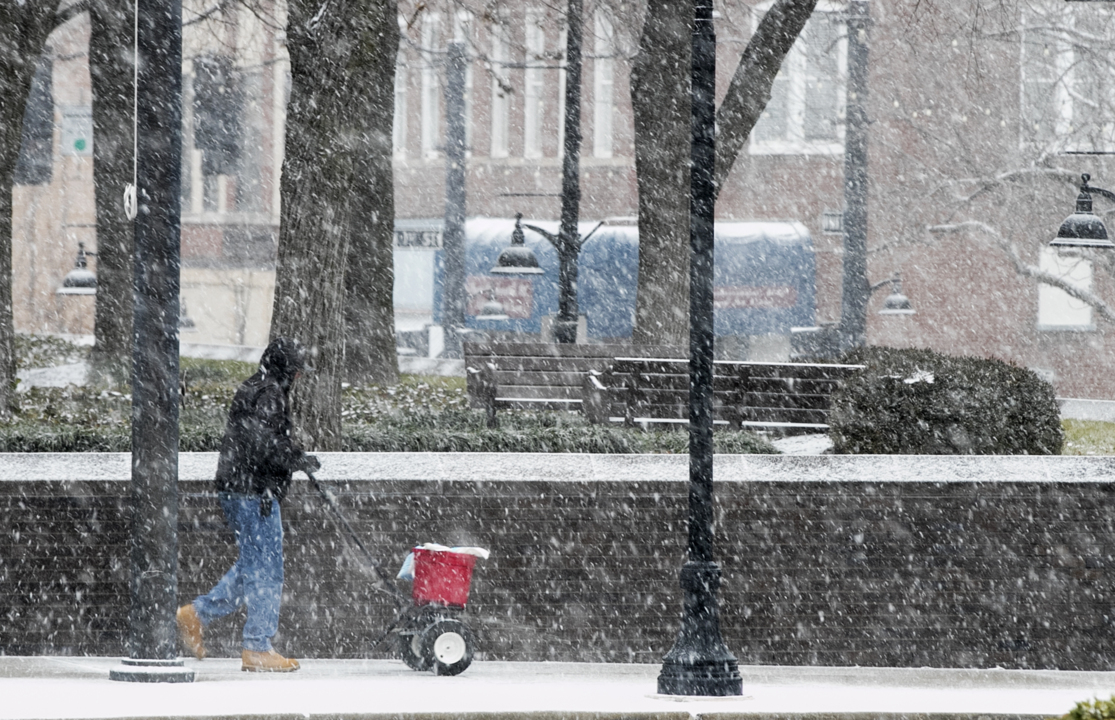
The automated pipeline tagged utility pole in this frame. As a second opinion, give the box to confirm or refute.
[839,0,871,349]
[657,0,742,697]
[442,41,467,356]
[110,0,192,683]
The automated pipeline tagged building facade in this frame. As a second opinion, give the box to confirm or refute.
[12,0,1115,398]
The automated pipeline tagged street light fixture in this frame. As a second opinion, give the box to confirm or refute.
[491,214,544,275]
[1050,174,1115,250]
[57,242,97,295]
[475,290,509,321]
[876,273,915,315]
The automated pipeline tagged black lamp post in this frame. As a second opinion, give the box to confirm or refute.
[839,0,873,350]
[442,41,468,357]
[491,0,591,344]
[656,0,742,697]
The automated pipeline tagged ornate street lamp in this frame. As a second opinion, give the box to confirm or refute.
[491,214,544,275]
[876,273,915,315]
[475,290,509,322]
[657,0,742,697]
[1050,174,1115,250]
[490,0,590,344]
[56,242,97,295]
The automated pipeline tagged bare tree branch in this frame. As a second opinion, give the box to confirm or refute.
[928,220,1115,324]
[713,0,818,195]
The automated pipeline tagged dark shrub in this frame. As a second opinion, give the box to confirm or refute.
[829,346,1062,455]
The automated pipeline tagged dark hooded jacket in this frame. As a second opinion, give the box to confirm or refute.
[214,338,309,502]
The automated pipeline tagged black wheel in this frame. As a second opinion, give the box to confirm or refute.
[420,618,474,676]
[398,629,430,671]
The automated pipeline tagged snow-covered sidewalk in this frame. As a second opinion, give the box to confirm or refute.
[2,657,1112,720]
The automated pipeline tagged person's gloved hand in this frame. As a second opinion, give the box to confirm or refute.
[297,454,321,474]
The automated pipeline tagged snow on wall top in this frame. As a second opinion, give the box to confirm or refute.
[0,452,1111,484]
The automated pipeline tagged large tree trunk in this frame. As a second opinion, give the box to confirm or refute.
[0,2,57,416]
[272,0,398,449]
[88,0,136,387]
[630,0,692,347]
[630,0,817,347]
[343,0,398,386]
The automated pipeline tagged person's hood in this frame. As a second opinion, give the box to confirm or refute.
[259,337,306,389]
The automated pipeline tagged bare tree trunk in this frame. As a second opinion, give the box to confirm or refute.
[273,0,398,449]
[344,0,398,386]
[88,0,136,387]
[630,0,692,347]
[0,2,57,416]
[630,0,816,346]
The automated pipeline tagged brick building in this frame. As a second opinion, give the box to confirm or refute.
[12,0,1115,398]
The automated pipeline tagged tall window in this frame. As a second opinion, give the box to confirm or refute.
[453,10,475,154]
[1038,248,1094,330]
[751,2,846,155]
[1021,3,1115,154]
[392,48,408,158]
[15,53,53,186]
[523,10,546,158]
[491,28,510,158]
[592,11,615,158]
[421,13,441,159]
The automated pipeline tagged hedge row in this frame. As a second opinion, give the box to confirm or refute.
[830,346,1063,455]
[0,412,777,455]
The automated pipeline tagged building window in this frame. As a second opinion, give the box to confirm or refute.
[393,48,408,158]
[193,55,242,177]
[523,9,545,159]
[491,28,510,158]
[1038,248,1094,331]
[750,2,846,156]
[421,12,441,159]
[592,11,615,159]
[1021,2,1115,154]
[14,52,54,186]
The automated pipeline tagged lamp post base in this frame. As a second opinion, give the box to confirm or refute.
[109,658,195,683]
[551,317,580,345]
[657,561,742,696]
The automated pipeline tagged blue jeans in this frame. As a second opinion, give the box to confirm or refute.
[192,493,284,652]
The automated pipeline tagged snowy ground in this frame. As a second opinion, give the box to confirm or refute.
[1,657,1112,720]
[770,433,833,455]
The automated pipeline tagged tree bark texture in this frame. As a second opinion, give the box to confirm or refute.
[273,0,398,449]
[89,0,136,387]
[0,3,57,416]
[630,0,816,346]
[343,0,399,385]
[630,0,693,347]
[713,0,818,193]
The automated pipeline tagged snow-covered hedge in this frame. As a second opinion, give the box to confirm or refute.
[829,346,1063,455]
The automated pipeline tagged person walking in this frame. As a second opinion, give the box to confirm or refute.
[176,337,320,672]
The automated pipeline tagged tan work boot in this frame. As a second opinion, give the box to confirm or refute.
[176,604,206,659]
[242,649,300,673]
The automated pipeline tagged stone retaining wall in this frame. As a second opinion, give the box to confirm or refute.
[2,453,1115,669]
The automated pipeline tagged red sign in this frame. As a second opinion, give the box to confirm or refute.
[714,285,797,309]
[466,276,533,319]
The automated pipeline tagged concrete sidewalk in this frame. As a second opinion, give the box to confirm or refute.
[3,657,1114,720]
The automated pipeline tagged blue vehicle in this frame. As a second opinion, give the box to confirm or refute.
[431,218,816,344]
